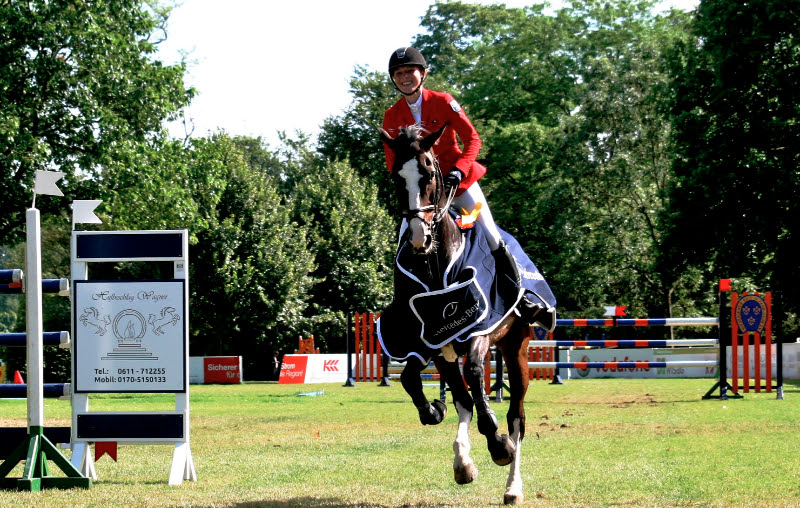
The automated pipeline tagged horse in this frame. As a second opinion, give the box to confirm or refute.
[378,124,554,505]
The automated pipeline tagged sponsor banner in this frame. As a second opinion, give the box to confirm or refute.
[569,348,656,379]
[279,355,308,384]
[557,344,800,380]
[189,357,204,384]
[567,347,716,379]
[654,347,718,378]
[189,356,242,384]
[204,356,242,384]
[279,354,347,384]
[305,354,347,383]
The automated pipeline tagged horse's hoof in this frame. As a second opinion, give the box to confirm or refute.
[453,462,478,484]
[489,434,516,466]
[418,399,448,425]
[503,491,524,505]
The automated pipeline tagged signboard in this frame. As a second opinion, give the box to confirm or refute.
[279,355,309,384]
[279,354,346,384]
[566,347,717,379]
[203,356,242,383]
[188,356,243,384]
[73,280,186,393]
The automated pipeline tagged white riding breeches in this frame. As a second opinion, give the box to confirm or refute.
[453,182,501,251]
[397,181,502,251]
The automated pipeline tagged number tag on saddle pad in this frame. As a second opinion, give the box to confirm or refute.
[408,266,489,348]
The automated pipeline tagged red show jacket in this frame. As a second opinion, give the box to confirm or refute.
[382,88,487,195]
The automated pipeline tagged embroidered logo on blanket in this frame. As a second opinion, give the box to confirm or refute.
[409,267,488,347]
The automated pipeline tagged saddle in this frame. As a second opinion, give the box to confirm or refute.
[377,213,556,363]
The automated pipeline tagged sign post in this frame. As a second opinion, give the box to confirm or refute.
[69,230,196,485]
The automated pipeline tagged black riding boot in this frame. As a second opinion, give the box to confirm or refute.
[491,240,523,303]
[492,241,556,332]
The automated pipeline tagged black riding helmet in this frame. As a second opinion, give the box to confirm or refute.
[389,47,427,96]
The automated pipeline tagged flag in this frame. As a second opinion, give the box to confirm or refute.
[603,306,628,317]
[34,170,65,196]
[719,279,732,292]
[72,200,103,224]
[95,441,118,462]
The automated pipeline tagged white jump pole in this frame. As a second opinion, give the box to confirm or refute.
[25,208,45,433]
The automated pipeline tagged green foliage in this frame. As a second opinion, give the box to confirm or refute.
[182,134,316,377]
[325,0,701,323]
[285,141,395,352]
[662,0,800,335]
[317,66,398,209]
[0,0,193,242]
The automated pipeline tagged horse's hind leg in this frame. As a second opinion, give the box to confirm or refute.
[400,357,447,425]
[500,325,531,505]
[462,339,516,467]
[434,358,478,485]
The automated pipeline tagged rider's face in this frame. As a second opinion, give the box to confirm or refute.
[392,65,425,96]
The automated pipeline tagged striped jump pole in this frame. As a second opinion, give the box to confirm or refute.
[529,339,719,348]
[0,207,91,491]
[0,383,71,399]
[526,360,718,369]
[0,331,70,348]
[555,317,719,327]
[0,277,69,295]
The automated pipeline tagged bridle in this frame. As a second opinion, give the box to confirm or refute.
[399,151,456,229]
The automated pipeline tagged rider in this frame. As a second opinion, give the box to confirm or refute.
[382,46,551,327]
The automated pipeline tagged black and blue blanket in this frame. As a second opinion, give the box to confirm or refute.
[377,215,556,363]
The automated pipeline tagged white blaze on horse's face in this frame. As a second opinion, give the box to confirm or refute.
[398,158,431,251]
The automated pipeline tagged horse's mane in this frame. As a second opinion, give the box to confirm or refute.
[400,124,432,144]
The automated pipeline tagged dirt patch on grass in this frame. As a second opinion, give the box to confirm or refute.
[609,393,658,407]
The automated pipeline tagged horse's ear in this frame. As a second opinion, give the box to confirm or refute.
[419,124,447,152]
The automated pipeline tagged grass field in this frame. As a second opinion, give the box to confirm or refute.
[1,378,799,507]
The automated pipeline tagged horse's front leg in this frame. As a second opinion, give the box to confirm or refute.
[463,339,515,466]
[400,357,447,425]
[433,356,478,485]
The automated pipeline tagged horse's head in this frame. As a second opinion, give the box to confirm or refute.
[379,125,448,254]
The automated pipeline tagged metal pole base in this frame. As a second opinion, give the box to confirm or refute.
[702,380,742,400]
[0,428,91,491]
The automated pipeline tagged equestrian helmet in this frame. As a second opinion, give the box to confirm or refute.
[388,47,427,75]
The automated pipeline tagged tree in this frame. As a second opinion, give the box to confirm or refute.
[186,134,316,376]
[662,0,800,335]
[0,0,192,242]
[404,1,695,324]
[317,66,398,209]
[285,139,395,352]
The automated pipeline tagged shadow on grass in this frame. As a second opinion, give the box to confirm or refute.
[234,499,392,507]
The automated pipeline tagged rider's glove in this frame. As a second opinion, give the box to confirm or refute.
[444,169,463,192]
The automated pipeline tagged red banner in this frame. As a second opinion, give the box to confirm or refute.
[278,355,308,384]
[204,356,242,384]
